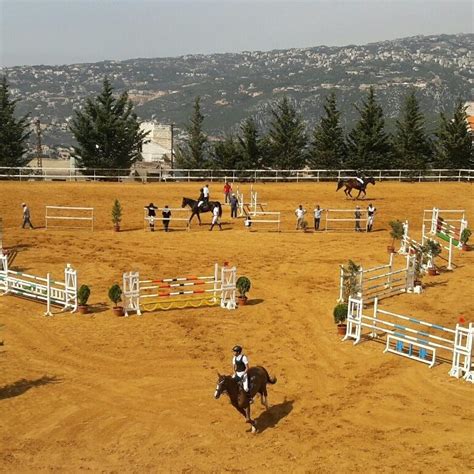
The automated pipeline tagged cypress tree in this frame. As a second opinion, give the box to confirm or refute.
[176,96,208,169]
[308,92,346,169]
[392,91,431,170]
[433,100,473,169]
[347,87,391,169]
[267,96,307,169]
[0,76,32,167]
[69,78,148,173]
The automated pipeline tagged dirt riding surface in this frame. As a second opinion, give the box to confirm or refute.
[0,181,473,472]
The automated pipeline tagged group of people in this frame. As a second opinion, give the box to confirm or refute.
[144,203,172,232]
[294,203,377,232]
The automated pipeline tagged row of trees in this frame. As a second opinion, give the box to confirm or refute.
[1,76,472,170]
[177,91,472,170]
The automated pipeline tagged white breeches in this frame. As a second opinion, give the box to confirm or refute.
[234,371,248,391]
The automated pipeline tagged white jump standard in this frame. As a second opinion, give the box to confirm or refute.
[46,206,94,231]
[343,297,474,383]
[0,254,77,316]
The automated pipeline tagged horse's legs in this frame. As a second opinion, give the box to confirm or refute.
[245,406,257,433]
[356,189,362,199]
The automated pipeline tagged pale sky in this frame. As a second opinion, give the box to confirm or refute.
[0,0,472,67]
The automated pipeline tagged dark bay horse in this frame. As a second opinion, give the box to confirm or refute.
[181,197,222,225]
[336,176,375,199]
[214,366,277,433]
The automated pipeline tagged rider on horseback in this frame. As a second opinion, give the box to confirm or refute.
[232,345,252,404]
[355,170,365,185]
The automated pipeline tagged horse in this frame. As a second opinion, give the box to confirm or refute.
[336,176,375,199]
[214,366,277,433]
[181,197,222,226]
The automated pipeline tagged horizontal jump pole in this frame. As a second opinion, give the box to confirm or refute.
[377,308,455,334]
[46,206,94,211]
[46,216,93,221]
[141,275,215,284]
[140,280,217,290]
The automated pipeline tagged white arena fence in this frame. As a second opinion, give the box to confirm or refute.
[46,206,94,231]
[0,254,77,316]
[325,208,369,232]
[245,212,281,232]
[0,167,472,183]
[344,297,474,383]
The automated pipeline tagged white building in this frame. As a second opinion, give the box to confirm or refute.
[140,122,173,169]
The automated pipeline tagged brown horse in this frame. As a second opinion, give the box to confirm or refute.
[214,366,277,433]
[336,176,375,199]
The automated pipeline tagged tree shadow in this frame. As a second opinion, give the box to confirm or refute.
[0,375,61,401]
[255,399,294,433]
[245,298,264,306]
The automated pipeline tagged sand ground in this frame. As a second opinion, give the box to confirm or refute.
[0,181,473,473]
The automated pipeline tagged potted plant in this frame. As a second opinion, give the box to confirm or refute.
[108,283,124,316]
[423,240,441,275]
[112,199,122,232]
[388,220,404,253]
[341,260,361,302]
[460,228,471,251]
[77,284,91,314]
[236,276,251,306]
[333,303,348,335]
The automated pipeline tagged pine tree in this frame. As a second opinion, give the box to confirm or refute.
[69,78,148,173]
[237,117,263,169]
[210,135,240,169]
[433,100,473,169]
[347,87,391,169]
[392,91,432,170]
[267,96,307,169]
[308,92,346,169]
[0,76,31,167]
[176,96,208,168]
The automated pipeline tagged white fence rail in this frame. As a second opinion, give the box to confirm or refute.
[0,167,472,183]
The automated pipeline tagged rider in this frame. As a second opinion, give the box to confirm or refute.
[203,184,210,205]
[232,345,252,403]
[197,188,205,208]
[355,170,365,185]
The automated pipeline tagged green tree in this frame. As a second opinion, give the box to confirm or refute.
[308,92,346,169]
[392,91,432,170]
[267,96,307,169]
[0,76,31,167]
[175,96,208,168]
[237,117,263,169]
[210,135,241,169]
[69,78,148,173]
[347,87,391,169]
[433,100,473,169]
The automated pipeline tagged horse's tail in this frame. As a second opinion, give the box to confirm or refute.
[260,366,277,385]
[336,180,344,191]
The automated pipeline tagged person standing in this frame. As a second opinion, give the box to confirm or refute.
[209,205,222,231]
[355,206,362,232]
[232,345,252,403]
[229,193,239,218]
[367,203,377,232]
[295,204,306,230]
[162,205,171,232]
[144,203,158,231]
[223,182,232,204]
[313,205,323,231]
[21,203,34,229]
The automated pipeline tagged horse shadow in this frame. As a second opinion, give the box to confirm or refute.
[245,298,264,306]
[255,398,294,433]
[0,375,61,401]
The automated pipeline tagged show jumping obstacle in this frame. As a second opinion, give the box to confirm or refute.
[423,208,468,248]
[338,253,415,303]
[122,263,236,315]
[0,218,18,267]
[343,297,474,383]
[0,254,77,316]
[325,208,369,232]
[245,211,281,232]
[236,185,267,217]
[143,208,191,231]
[46,206,94,231]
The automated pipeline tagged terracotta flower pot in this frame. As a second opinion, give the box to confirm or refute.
[237,296,248,306]
[462,243,470,251]
[427,268,438,276]
[387,245,395,253]
[78,305,89,314]
[337,324,347,336]
[113,306,125,316]
[114,224,120,232]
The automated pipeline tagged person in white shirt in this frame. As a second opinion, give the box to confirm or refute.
[232,345,252,403]
[295,205,306,230]
[203,184,210,204]
[209,204,222,231]
[367,203,377,232]
[21,203,34,229]
[313,205,324,231]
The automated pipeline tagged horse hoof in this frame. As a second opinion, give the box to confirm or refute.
[251,425,257,434]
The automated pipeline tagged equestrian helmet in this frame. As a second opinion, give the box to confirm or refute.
[232,345,242,354]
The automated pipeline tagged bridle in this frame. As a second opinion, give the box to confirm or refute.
[214,377,227,399]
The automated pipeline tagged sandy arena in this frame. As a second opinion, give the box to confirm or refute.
[0,181,473,472]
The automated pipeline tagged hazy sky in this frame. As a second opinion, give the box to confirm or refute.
[0,0,472,67]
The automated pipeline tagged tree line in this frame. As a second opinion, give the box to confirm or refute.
[1,76,472,171]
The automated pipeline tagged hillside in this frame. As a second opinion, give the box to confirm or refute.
[2,33,472,146]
